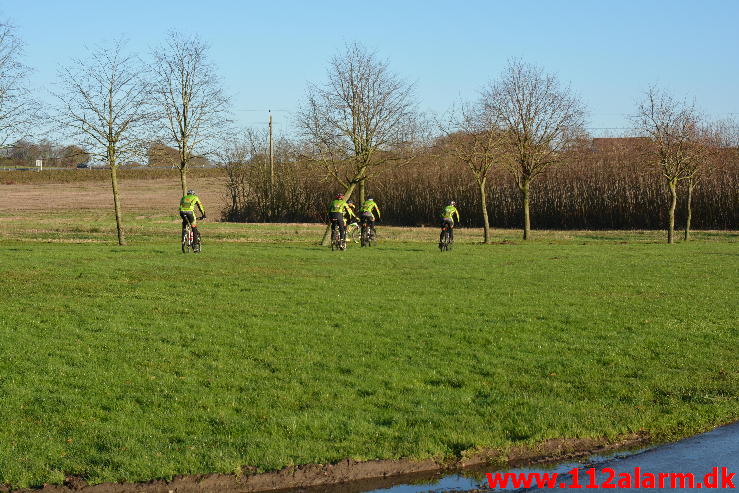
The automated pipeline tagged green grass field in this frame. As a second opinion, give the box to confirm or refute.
[0,215,737,487]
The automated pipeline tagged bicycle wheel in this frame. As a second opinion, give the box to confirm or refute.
[439,228,450,251]
[193,231,201,253]
[360,223,368,247]
[182,227,190,253]
[330,227,338,251]
[349,224,360,244]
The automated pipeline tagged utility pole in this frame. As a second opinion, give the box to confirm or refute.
[268,110,274,196]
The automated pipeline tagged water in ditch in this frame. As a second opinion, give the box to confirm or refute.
[296,447,650,493]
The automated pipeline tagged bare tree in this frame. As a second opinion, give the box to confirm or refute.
[54,39,153,246]
[0,21,35,148]
[244,127,276,219]
[60,144,90,167]
[298,42,418,244]
[151,32,231,194]
[216,134,251,221]
[439,102,507,243]
[482,59,586,240]
[217,128,304,222]
[635,88,707,244]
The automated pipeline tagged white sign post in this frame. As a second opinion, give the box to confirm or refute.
[35,159,42,172]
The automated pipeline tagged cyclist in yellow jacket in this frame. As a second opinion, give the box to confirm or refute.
[179,189,206,242]
[440,200,460,244]
[359,197,381,236]
[328,193,356,246]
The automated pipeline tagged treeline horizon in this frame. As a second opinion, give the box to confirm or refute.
[1,19,737,242]
[221,137,738,231]
[0,140,213,168]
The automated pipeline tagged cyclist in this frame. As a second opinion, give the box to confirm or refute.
[440,200,460,245]
[179,189,206,243]
[328,193,356,246]
[345,199,360,236]
[359,197,381,236]
[345,199,357,223]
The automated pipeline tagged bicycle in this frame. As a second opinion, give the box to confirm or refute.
[360,218,376,247]
[439,223,453,251]
[346,220,360,244]
[330,218,346,251]
[182,216,204,253]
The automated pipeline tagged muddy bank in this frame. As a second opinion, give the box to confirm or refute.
[0,433,649,493]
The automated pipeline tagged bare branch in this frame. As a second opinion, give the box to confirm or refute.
[297,42,419,190]
[0,21,36,148]
[482,60,587,186]
[634,87,708,181]
[52,38,153,166]
[151,32,232,192]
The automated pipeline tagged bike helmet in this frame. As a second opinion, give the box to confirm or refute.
[187,189,196,195]
[335,193,344,199]
[450,200,456,206]
[366,197,374,201]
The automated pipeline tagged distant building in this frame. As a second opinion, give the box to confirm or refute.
[147,141,210,167]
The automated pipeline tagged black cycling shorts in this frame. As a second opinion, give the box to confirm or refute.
[329,212,345,229]
[180,211,197,228]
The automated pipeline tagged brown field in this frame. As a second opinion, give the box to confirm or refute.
[0,176,228,217]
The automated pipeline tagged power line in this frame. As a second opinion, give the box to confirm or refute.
[236,109,292,113]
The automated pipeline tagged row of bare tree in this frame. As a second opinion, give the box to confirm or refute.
[1,20,736,246]
[223,44,737,244]
[1,140,208,168]
[221,135,737,233]
[50,35,230,245]
[0,139,89,167]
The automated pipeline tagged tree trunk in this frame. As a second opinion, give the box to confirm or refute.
[110,165,126,246]
[520,178,531,240]
[684,178,694,241]
[358,178,366,205]
[667,179,677,244]
[320,181,359,246]
[479,177,490,244]
[179,164,187,195]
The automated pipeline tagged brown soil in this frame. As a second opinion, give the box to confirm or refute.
[0,433,649,493]
[0,178,228,217]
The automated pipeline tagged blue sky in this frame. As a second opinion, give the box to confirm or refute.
[4,0,738,137]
